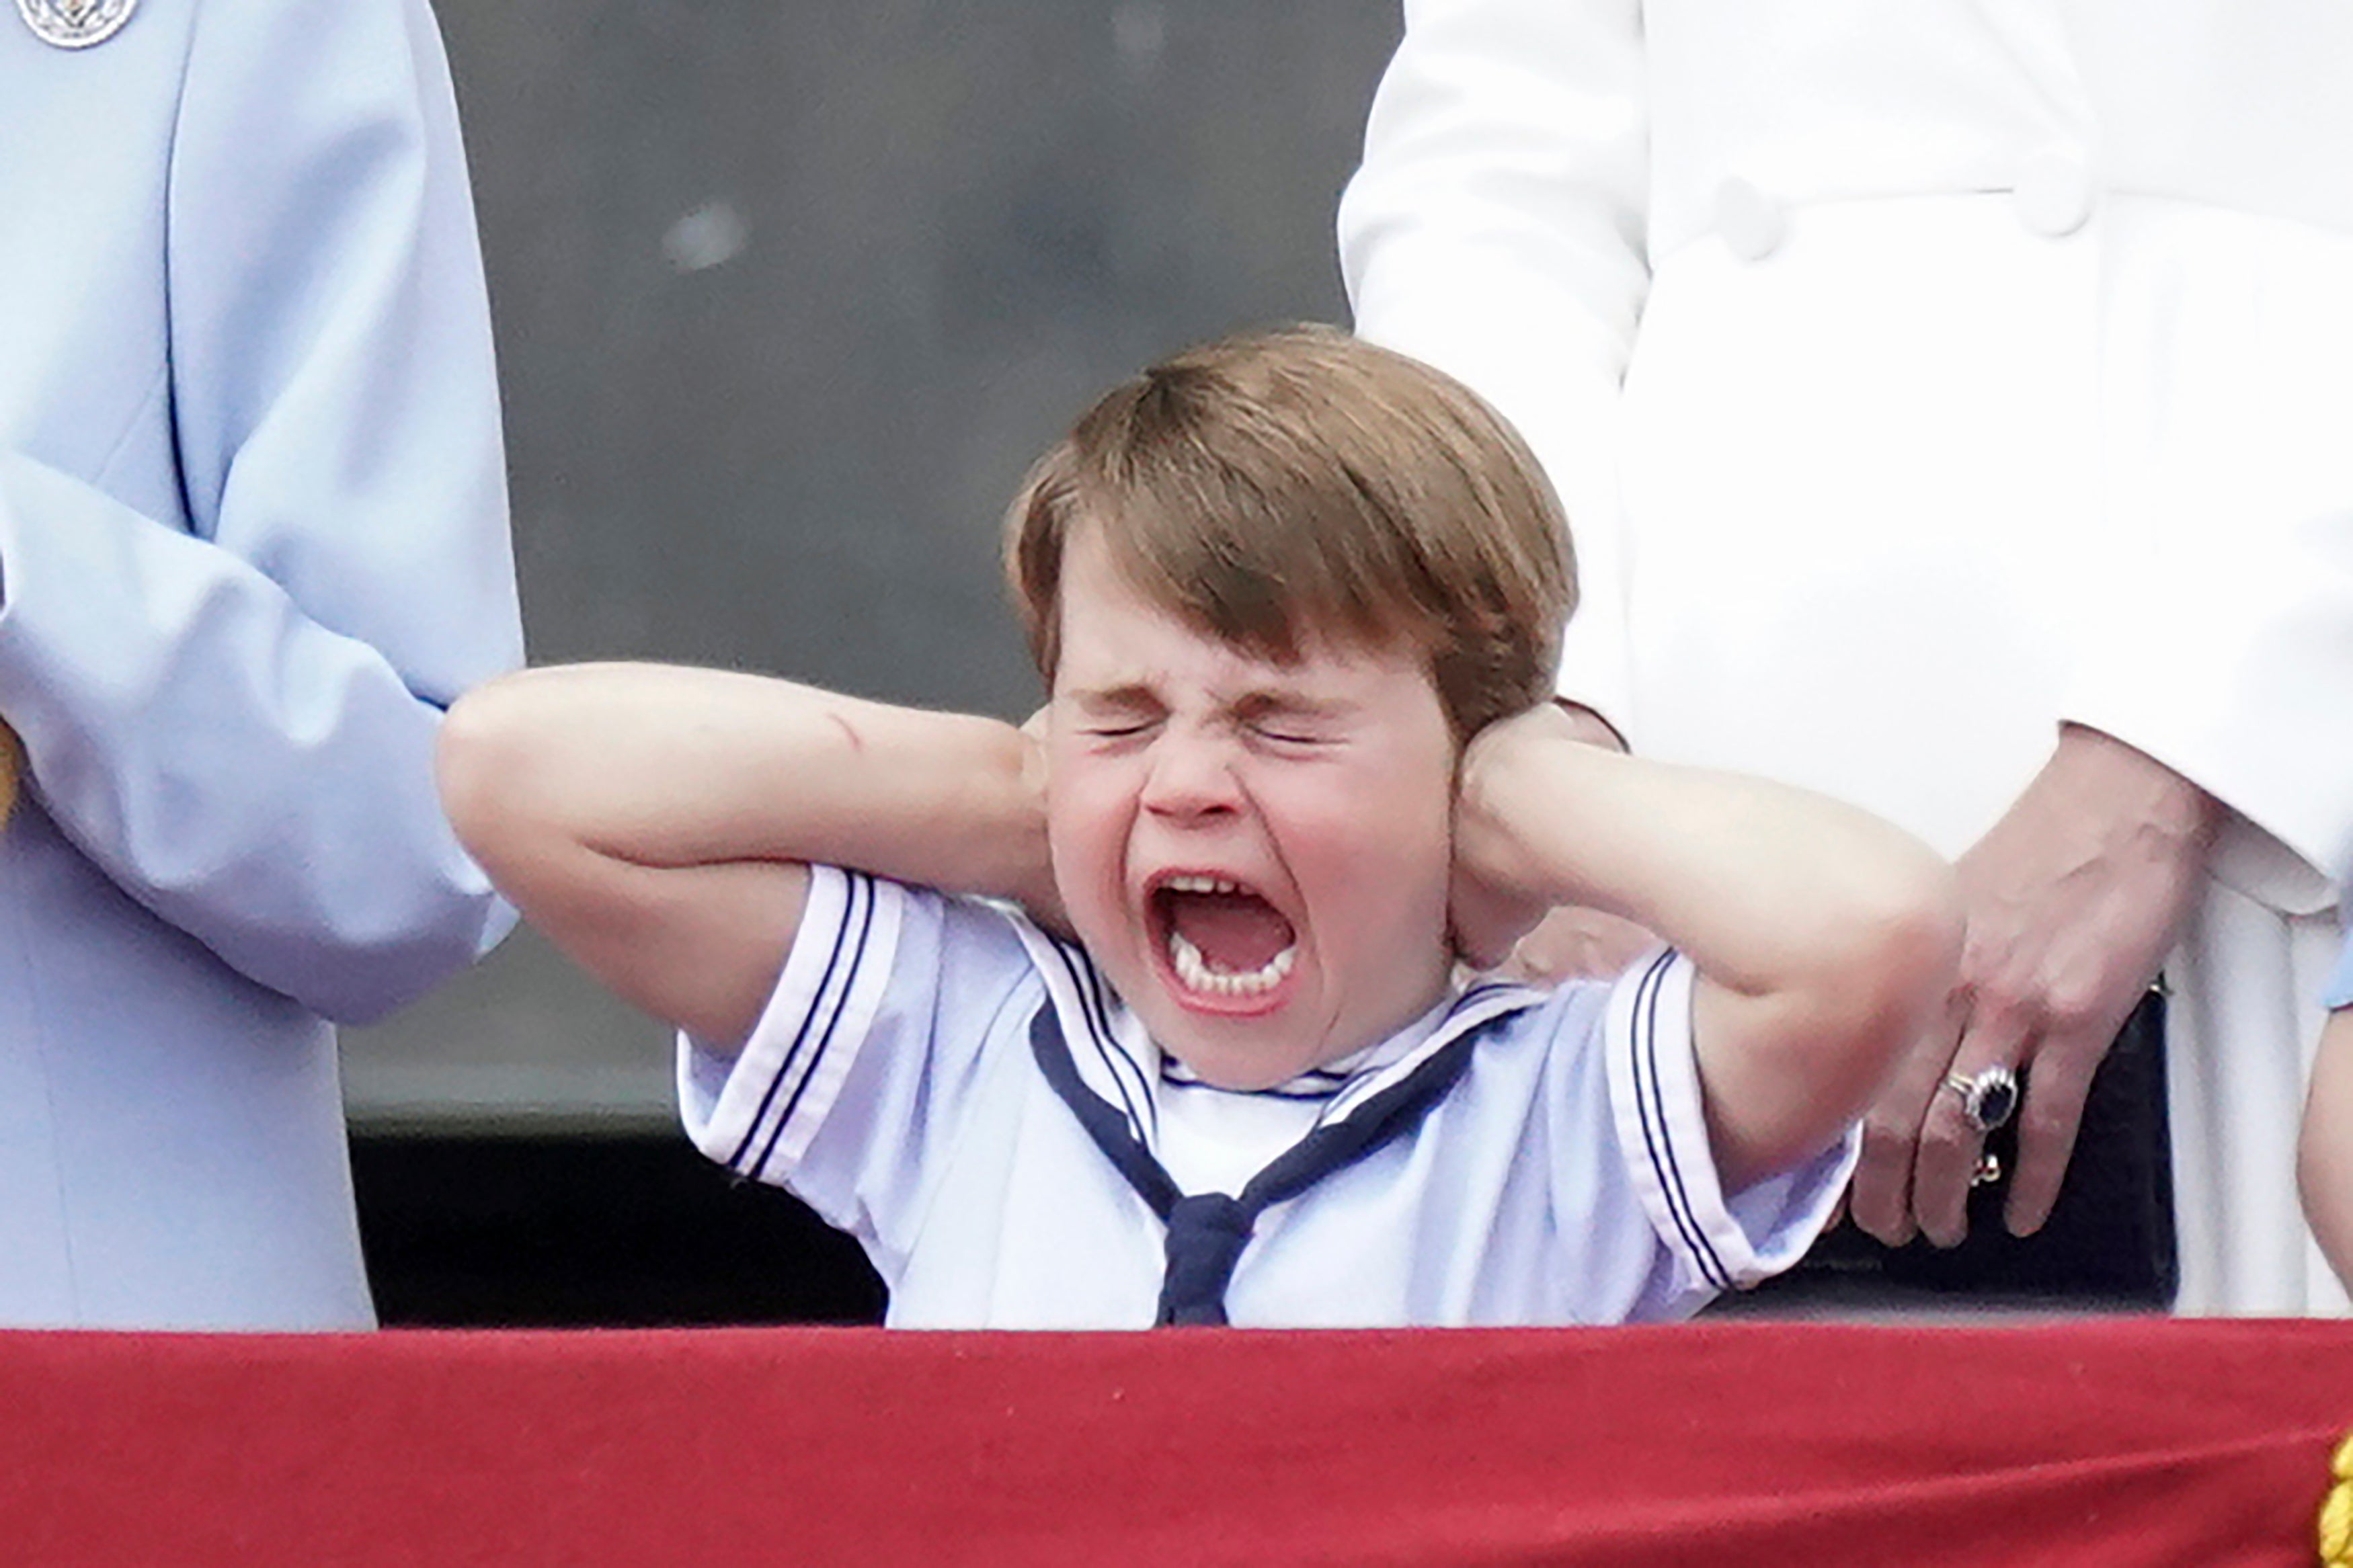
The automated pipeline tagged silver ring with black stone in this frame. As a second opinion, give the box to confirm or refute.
[1944,1065,2020,1134]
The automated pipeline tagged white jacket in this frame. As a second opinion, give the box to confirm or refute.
[1341,0,2353,909]
[1341,0,2353,1311]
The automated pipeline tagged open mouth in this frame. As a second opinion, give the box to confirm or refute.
[1150,873,1299,1001]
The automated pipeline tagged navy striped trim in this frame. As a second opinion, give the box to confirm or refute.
[1038,934,1156,1145]
[1158,1061,1343,1102]
[727,870,876,1178]
[1319,982,1544,1124]
[1076,948,1159,1141]
[1627,951,1730,1291]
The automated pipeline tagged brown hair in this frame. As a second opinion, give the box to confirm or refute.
[1004,324,1574,744]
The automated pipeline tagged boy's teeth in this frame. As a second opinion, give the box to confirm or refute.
[1168,930,1296,997]
[1164,873,1245,895]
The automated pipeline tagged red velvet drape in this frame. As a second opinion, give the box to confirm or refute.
[1,1319,2346,1565]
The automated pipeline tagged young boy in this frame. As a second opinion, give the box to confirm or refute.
[439,326,1960,1327]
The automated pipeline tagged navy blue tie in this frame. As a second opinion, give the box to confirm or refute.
[1028,1003,1485,1326]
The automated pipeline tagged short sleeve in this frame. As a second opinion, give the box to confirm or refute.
[1602,949,1856,1303]
[675,868,1039,1278]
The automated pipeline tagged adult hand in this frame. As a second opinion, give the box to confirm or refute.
[1848,725,2217,1248]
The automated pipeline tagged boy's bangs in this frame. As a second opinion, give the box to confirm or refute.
[1006,325,1577,740]
[1090,452,1443,671]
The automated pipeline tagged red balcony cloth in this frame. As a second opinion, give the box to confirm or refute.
[0,1319,2347,1566]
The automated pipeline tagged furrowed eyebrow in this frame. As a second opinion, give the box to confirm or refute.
[1063,683,1355,725]
[1066,684,1162,714]
[1232,690,1353,725]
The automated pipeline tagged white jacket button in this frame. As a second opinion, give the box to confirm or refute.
[2013,147,2093,237]
[1714,177,1786,262]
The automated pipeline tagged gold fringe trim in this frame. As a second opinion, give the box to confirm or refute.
[2319,1430,2353,1567]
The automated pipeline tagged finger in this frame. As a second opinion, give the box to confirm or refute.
[1460,932,1517,973]
[1448,883,1538,974]
[1912,1012,2026,1249]
[1850,1114,1918,1247]
[1584,913,1661,979]
[1447,914,1507,974]
[2002,1024,2104,1237]
[1849,993,1964,1246]
[1500,907,1583,984]
[1503,907,1654,984]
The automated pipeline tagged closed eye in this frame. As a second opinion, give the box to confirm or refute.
[1064,686,1164,741]
[1076,707,1163,743]
[1246,720,1338,749]
[1234,692,1349,750]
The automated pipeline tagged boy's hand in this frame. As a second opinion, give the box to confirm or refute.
[1015,706,1074,939]
[1501,904,1657,983]
[1457,690,1960,1190]
[1449,703,1580,968]
[1462,700,1656,981]
[1449,862,1552,971]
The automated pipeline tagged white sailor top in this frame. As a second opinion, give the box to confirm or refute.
[678,867,1854,1328]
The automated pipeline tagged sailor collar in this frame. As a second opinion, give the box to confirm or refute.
[1010,915,1545,1159]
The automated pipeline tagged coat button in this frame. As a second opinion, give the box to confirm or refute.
[1714,177,1786,263]
[2013,147,2093,237]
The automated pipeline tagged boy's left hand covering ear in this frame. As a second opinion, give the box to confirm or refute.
[1500,903,1656,983]
[1453,701,1657,979]
[1448,705,1570,970]
[1447,864,1550,971]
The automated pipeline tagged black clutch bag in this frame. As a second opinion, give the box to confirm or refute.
[1748,990,2177,1309]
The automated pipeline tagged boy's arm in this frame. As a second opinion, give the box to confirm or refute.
[1455,703,1962,1192]
[1496,702,1657,983]
[438,663,1053,1052]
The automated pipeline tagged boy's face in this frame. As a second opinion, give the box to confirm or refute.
[1045,526,1458,1089]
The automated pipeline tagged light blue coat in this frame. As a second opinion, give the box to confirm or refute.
[0,0,521,1325]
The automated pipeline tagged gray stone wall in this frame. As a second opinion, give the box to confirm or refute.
[346,1,1403,1124]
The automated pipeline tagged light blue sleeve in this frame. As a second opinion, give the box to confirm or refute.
[0,0,521,1023]
[2327,925,2353,1011]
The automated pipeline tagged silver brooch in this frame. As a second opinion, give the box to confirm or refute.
[17,0,137,48]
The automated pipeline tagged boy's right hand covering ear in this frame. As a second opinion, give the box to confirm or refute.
[1016,706,1075,939]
